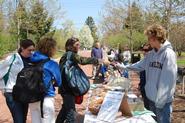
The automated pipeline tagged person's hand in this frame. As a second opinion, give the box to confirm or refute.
[110,62,116,67]
[103,59,110,65]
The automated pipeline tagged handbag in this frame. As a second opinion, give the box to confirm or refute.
[64,51,90,96]
[75,95,83,104]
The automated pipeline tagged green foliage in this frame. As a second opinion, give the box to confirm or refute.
[0,33,17,57]
[132,30,147,50]
[8,1,29,40]
[104,30,146,51]
[124,2,144,33]
[0,11,4,32]
[105,32,128,48]
[85,16,98,42]
[29,1,54,43]
[53,29,66,50]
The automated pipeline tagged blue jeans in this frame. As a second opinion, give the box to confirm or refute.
[4,92,28,123]
[56,93,76,123]
[148,99,172,123]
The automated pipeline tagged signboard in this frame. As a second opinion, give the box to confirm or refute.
[96,91,124,123]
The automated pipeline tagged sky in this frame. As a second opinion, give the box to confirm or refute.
[54,0,106,29]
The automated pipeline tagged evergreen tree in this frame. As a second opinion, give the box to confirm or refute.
[85,16,98,42]
[29,1,53,42]
[9,0,28,40]
[124,2,144,33]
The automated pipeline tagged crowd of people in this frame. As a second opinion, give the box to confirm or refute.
[0,24,177,123]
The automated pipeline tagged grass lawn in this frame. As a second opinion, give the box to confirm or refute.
[177,52,185,67]
[177,59,185,67]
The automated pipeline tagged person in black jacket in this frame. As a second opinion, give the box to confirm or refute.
[139,43,152,110]
[56,37,109,123]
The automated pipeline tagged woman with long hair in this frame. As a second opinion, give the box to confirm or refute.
[56,37,109,123]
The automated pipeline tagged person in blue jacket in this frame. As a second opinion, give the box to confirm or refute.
[29,38,62,123]
[91,41,103,79]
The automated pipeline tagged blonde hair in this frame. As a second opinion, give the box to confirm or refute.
[144,24,167,43]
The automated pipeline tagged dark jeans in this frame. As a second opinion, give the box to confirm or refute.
[56,93,76,123]
[139,71,150,110]
[4,92,28,123]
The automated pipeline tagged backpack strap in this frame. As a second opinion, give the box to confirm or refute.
[3,54,16,85]
[38,58,51,118]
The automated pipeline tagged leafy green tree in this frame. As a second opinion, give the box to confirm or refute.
[85,16,98,42]
[15,1,28,40]
[7,0,29,44]
[104,29,146,51]
[28,1,54,42]
[79,25,94,49]
[124,2,144,33]
[53,29,65,50]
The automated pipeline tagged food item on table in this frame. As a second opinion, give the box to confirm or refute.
[88,97,104,115]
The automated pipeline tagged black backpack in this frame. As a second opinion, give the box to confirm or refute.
[13,58,50,103]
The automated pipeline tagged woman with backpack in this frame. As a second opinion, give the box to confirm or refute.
[29,38,62,123]
[56,37,109,123]
[0,39,35,123]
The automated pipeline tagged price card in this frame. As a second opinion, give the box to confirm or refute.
[97,91,124,123]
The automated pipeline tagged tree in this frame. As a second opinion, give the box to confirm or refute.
[14,0,28,40]
[124,2,144,33]
[170,22,185,56]
[144,11,162,27]
[79,25,94,49]
[62,19,78,41]
[28,1,54,42]
[100,0,127,34]
[85,16,98,42]
[151,0,185,39]
[124,1,145,52]
[100,0,147,51]
[53,29,65,50]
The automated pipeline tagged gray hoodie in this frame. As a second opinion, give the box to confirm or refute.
[117,40,177,109]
